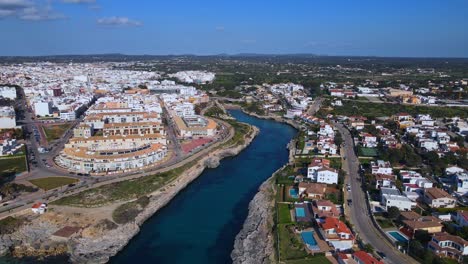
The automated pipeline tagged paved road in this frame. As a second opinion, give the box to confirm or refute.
[335,122,417,264]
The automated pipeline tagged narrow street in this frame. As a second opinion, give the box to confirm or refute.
[335,122,417,264]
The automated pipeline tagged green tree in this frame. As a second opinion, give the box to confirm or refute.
[364,243,374,253]
[387,206,400,219]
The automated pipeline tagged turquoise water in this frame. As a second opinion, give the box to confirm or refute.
[300,231,319,250]
[109,110,297,264]
[387,231,409,243]
[289,188,298,198]
[295,207,306,217]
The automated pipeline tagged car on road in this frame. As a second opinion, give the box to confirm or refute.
[377,251,386,259]
[347,199,352,205]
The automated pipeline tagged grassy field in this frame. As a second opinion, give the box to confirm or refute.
[112,196,150,224]
[0,156,27,175]
[43,123,71,142]
[285,256,331,264]
[330,100,467,118]
[358,147,379,157]
[278,224,309,260]
[278,203,292,224]
[376,218,394,228]
[51,160,197,207]
[29,177,79,191]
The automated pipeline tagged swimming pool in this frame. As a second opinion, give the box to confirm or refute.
[387,231,409,243]
[301,231,319,250]
[295,207,306,217]
[289,189,298,198]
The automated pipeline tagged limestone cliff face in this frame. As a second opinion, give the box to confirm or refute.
[231,176,276,264]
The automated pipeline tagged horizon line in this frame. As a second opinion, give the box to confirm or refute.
[0,53,468,60]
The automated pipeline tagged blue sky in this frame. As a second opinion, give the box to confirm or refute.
[0,0,467,57]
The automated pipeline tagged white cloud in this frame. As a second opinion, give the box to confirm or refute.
[97,16,142,27]
[0,0,65,20]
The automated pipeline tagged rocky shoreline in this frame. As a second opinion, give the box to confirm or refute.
[0,124,259,264]
[231,170,279,264]
[230,107,298,264]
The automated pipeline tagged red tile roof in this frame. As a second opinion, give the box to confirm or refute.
[353,251,384,264]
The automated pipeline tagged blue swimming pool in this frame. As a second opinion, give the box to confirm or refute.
[295,207,305,217]
[289,189,298,198]
[301,231,319,250]
[387,231,409,243]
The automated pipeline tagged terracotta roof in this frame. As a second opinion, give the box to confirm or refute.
[353,251,384,264]
[425,188,452,200]
[432,232,468,246]
[403,217,443,230]
[399,211,421,221]
[320,217,352,235]
[298,182,327,195]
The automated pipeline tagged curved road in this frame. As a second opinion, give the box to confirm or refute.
[335,122,417,264]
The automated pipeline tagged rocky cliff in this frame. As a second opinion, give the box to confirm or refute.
[231,168,282,264]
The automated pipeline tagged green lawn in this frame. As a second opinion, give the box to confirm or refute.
[359,147,379,157]
[0,156,27,175]
[29,177,79,191]
[285,255,331,264]
[330,100,467,118]
[278,203,292,224]
[278,224,309,260]
[43,123,71,142]
[376,218,394,228]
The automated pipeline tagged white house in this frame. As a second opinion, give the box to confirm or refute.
[371,160,393,175]
[424,188,456,208]
[419,139,439,151]
[456,173,468,195]
[381,188,416,211]
[307,159,338,184]
[31,203,47,214]
[316,168,339,185]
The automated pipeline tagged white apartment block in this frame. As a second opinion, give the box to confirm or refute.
[0,106,16,129]
[0,86,17,100]
[371,160,393,175]
[34,101,52,116]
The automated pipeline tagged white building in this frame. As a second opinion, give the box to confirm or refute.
[419,139,439,151]
[456,173,468,195]
[34,101,52,116]
[381,188,415,211]
[316,168,339,185]
[0,86,16,100]
[0,106,16,129]
[371,160,393,175]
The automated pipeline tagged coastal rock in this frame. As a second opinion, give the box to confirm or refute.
[204,157,220,168]
[231,176,276,264]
